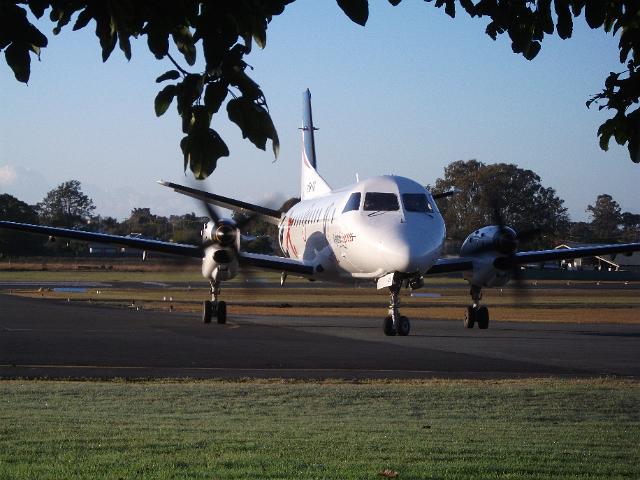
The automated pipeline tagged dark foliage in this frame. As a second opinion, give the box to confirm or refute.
[0,193,43,255]
[433,160,570,249]
[2,0,638,179]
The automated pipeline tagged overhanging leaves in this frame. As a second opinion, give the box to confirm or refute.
[154,85,177,117]
[336,0,369,26]
[227,97,280,156]
[156,70,181,83]
[181,129,229,179]
[204,81,229,113]
[2,0,639,175]
[5,42,30,83]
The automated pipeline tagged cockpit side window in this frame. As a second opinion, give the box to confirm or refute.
[363,192,399,211]
[402,193,433,213]
[342,192,361,213]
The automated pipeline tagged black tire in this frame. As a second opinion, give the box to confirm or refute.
[383,316,396,336]
[477,306,489,329]
[216,301,227,324]
[397,316,411,336]
[464,306,475,329]
[202,300,212,324]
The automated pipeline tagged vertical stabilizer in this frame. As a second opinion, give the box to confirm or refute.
[301,89,332,200]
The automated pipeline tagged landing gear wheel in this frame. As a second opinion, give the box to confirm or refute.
[383,316,397,336]
[202,301,213,324]
[397,316,411,336]
[477,306,489,329]
[216,301,227,324]
[464,306,475,329]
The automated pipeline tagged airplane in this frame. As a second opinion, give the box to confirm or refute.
[2,89,640,336]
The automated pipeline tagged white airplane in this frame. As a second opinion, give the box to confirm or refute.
[2,89,640,336]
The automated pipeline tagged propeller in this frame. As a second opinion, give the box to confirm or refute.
[194,181,256,250]
[189,181,275,289]
[487,197,543,298]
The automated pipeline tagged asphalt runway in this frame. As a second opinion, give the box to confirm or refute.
[1,293,639,379]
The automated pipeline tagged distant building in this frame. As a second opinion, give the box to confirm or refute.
[88,233,157,257]
[88,243,119,256]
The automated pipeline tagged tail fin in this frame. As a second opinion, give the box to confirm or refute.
[301,89,331,200]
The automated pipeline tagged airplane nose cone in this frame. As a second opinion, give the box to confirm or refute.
[381,230,430,274]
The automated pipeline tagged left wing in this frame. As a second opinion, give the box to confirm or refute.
[0,221,202,258]
[424,257,474,275]
[423,242,640,275]
[495,242,640,269]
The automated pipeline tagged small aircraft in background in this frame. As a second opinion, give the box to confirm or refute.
[2,90,640,336]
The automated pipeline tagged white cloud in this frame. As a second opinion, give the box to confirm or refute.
[0,165,17,187]
[0,165,51,205]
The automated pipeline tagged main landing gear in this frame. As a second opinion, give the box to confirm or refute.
[383,284,411,336]
[202,280,227,324]
[464,285,489,329]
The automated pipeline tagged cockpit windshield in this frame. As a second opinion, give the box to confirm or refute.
[402,193,433,213]
[342,192,361,213]
[363,192,399,211]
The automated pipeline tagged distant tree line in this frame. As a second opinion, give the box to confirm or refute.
[433,160,640,251]
[1,168,639,257]
[0,180,277,256]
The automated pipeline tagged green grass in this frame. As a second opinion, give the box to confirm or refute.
[0,261,465,286]
[0,379,638,479]
[0,269,205,283]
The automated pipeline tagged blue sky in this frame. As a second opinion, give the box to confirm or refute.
[1,0,638,222]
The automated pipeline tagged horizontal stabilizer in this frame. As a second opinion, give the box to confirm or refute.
[158,181,282,224]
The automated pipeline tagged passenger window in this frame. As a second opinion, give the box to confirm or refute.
[363,192,399,211]
[342,192,361,213]
[402,193,433,213]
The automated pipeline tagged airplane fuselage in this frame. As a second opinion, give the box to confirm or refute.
[278,175,446,283]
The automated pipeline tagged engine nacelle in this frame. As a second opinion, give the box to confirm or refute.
[202,244,239,282]
[463,256,511,288]
[460,225,517,257]
[202,219,241,250]
[460,225,517,288]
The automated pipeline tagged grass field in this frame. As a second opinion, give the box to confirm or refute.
[6,279,640,324]
[1,262,638,478]
[0,379,638,480]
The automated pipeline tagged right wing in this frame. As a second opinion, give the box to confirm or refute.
[0,221,202,258]
[0,221,316,275]
[239,252,316,276]
[158,181,283,225]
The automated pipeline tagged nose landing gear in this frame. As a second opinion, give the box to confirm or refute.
[383,283,411,336]
[203,280,227,324]
[464,285,489,329]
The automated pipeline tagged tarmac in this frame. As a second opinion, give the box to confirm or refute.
[1,293,639,380]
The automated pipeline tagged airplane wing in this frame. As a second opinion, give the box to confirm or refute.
[424,242,640,274]
[0,221,202,258]
[158,181,283,225]
[0,220,316,276]
[239,252,315,276]
[494,242,640,269]
[424,257,474,275]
